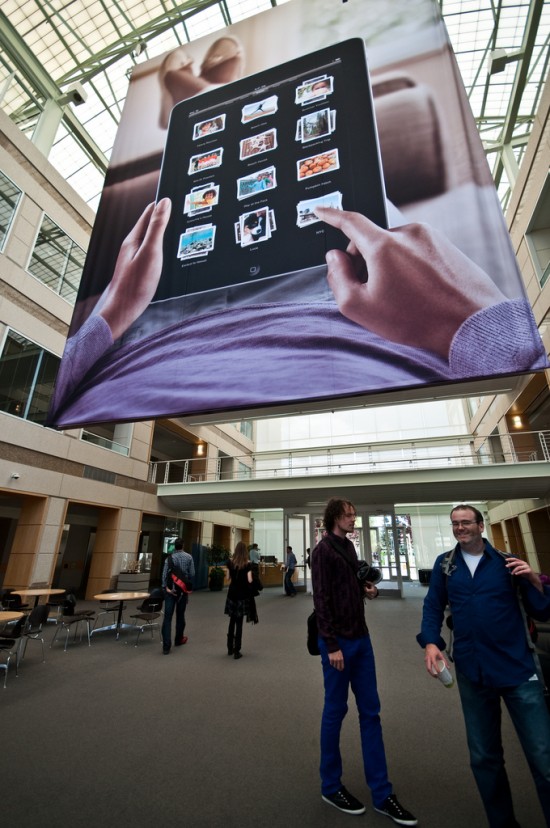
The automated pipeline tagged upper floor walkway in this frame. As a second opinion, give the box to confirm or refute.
[151,430,550,511]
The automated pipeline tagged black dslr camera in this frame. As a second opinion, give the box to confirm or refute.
[357,560,382,585]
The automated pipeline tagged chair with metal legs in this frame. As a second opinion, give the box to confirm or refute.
[0,617,25,687]
[129,588,164,646]
[17,604,50,665]
[50,594,96,652]
[93,589,124,631]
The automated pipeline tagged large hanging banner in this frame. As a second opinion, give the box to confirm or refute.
[48,0,547,428]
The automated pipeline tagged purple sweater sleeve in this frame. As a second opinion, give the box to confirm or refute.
[50,316,113,421]
[449,299,546,376]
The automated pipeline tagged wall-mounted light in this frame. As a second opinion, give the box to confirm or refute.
[512,415,523,429]
[197,443,204,455]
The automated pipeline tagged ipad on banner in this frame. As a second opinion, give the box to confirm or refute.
[155,37,387,299]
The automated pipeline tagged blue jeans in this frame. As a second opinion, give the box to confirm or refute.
[318,635,392,807]
[457,669,550,827]
[284,569,296,595]
[161,591,188,648]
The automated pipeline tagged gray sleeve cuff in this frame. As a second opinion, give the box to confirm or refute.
[449,300,547,376]
[49,316,113,422]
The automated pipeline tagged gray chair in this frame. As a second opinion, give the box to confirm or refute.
[129,588,164,646]
[17,604,50,665]
[0,617,25,687]
[50,594,95,652]
[3,592,30,612]
[93,589,123,630]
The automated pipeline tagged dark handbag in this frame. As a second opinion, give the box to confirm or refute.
[307,609,320,655]
[250,567,263,597]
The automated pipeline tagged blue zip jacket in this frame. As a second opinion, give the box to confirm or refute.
[417,539,550,687]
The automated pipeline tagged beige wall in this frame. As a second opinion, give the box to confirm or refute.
[474,76,550,571]
[0,109,253,595]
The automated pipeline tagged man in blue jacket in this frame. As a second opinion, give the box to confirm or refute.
[418,504,550,827]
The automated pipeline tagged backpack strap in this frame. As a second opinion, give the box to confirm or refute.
[440,546,457,578]
[493,547,549,696]
[326,536,370,598]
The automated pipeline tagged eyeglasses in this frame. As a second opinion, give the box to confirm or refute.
[450,520,478,528]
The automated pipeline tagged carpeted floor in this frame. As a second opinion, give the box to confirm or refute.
[1,585,545,828]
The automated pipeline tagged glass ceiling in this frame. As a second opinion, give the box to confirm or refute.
[0,0,548,211]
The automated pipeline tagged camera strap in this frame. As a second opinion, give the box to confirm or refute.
[326,536,365,597]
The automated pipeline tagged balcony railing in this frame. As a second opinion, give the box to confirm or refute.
[149,430,550,486]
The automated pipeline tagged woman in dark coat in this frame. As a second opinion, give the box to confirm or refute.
[224,541,258,659]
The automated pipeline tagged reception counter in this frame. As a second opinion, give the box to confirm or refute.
[259,564,285,587]
[117,572,150,592]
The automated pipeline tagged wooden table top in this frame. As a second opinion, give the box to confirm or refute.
[12,588,66,597]
[93,591,150,601]
[0,610,25,622]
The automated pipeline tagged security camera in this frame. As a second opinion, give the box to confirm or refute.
[58,82,88,107]
[11,472,20,480]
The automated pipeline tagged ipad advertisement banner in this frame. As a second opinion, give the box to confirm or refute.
[48,0,547,429]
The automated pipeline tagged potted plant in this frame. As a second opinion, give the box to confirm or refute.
[206,543,230,591]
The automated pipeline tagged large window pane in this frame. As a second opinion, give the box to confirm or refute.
[27,350,60,424]
[526,174,550,289]
[0,330,60,425]
[0,170,22,250]
[27,215,85,304]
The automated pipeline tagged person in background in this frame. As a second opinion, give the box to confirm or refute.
[417,503,550,827]
[311,497,417,825]
[284,545,297,596]
[306,547,313,595]
[249,543,261,565]
[225,541,258,659]
[161,538,195,655]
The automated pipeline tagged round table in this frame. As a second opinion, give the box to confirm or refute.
[12,588,66,608]
[91,591,150,639]
[0,610,24,638]
[0,610,24,623]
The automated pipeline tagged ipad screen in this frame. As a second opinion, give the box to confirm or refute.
[154,38,387,299]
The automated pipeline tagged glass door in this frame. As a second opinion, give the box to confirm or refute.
[358,506,404,595]
[367,512,397,580]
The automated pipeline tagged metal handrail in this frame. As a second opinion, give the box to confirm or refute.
[149,430,550,486]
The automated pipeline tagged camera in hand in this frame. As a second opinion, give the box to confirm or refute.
[357,560,382,585]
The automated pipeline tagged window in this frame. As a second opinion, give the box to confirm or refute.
[526,174,550,289]
[238,461,252,478]
[0,171,22,250]
[81,422,131,456]
[236,420,253,440]
[0,330,60,424]
[28,215,85,304]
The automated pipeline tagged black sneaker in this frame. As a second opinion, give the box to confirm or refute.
[162,646,170,654]
[322,787,366,815]
[374,795,418,826]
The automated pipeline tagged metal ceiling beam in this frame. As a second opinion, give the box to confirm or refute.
[492,0,544,189]
[55,0,226,86]
[0,9,109,173]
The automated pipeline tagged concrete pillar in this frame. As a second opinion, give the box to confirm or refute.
[4,495,48,588]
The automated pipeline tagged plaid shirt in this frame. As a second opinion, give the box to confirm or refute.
[162,551,195,590]
[311,533,368,653]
